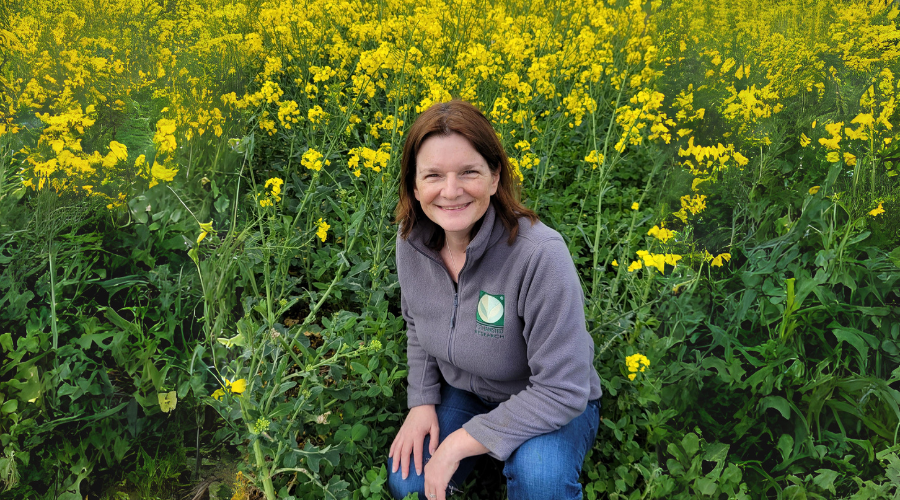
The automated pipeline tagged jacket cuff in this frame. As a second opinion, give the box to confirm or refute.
[407,389,442,409]
[462,418,519,461]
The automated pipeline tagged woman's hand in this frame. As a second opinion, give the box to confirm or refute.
[424,428,489,500]
[389,405,440,479]
[422,443,459,500]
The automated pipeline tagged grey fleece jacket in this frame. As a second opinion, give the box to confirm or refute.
[396,203,603,461]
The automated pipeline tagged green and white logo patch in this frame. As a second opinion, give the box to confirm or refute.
[476,291,505,326]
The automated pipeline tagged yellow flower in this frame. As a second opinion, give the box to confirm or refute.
[625,353,650,381]
[843,152,856,166]
[648,225,674,243]
[800,133,811,147]
[258,178,283,206]
[212,378,247,400]
[229,378,247,393]
[710,253,731,267]
[869,202,885,217]
[109,141,128,161]
[631,202,640,210]
[150,162,179,186]
[642,253,667,272]
[302,148,329,171]
[316,218,330,242]
[611,259,618,267]
[627,260,643,272]
[663,254,682,267]
[808,186,821,195]
[196,221,213,244]
[825,151,840,163]
[584,150,604,168]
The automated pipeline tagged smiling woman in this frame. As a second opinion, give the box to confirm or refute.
[389,100,604,500]
[413,133,499,277]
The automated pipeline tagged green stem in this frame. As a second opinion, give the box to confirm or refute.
[48,244,59,351]
[252,438,277,500]
[590,78,630,302]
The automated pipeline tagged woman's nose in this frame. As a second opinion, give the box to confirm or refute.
[442,175,461,198]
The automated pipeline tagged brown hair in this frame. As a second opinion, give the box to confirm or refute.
[395,100,538,247]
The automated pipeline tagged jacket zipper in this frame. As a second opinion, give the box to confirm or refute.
[448,292,459,364]
[409,243,466,365]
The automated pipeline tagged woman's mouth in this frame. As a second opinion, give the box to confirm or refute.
[439,203,471,211]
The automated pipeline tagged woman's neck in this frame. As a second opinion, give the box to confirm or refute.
[445,233,470,255]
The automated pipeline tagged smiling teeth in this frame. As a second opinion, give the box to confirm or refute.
[442,203,469,210]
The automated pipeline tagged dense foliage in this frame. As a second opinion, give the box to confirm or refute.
[1,0,898,498]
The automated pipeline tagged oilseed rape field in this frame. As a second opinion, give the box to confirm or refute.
[1,0,899,498]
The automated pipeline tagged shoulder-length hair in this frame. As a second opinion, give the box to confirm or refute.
[395,100,538,247]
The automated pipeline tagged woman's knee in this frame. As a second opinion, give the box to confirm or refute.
[503,414,597,500]
[386,456,426,500]
[503,448,583,500]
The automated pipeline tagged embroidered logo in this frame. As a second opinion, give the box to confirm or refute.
[475,291,504,339]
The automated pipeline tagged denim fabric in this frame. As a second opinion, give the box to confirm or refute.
[387,384,600,500]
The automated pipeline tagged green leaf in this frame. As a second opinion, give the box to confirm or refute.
[812,469,838,494]
[782,484,807,500]
[0,399,17,413]
[681,433,700,460]
[695,477,718,496]
[351,423,368,441]
[760,395,791,420]
[0,332,12,352]
[720,463,743,485]
[833,327,879,368]
[214,194,230,213]
[703,442,729,480]
[777,434,794,462]
[847,230,871,245]
[889,247,900,268]
[15,365,42,403]
[113,434,130,462]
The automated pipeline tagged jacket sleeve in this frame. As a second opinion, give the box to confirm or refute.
[462,236,596,460]
[397,238,443,408]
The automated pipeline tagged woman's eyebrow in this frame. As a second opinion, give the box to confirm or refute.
[418,163,485,174]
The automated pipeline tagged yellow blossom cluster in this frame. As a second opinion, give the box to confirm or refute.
[614,89,673,153]
[583,150,605,169]
[673,194,708,223]
[508,152,540,182]
[348,145,391,177]
[3,0,671,210]
[258,177,284,208]
[625,353,650,381]
[627,250,682,273]
[647,225,674,243]
[302,149,330,172]
[316,218,330,242]
[655,0,900,234]
[3,0,238,202]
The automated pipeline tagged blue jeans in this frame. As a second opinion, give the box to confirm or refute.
[387,384,600,500]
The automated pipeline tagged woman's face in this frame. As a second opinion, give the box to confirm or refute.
[413,133,499,243]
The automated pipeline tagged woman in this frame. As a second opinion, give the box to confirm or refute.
[388,100,603,500]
